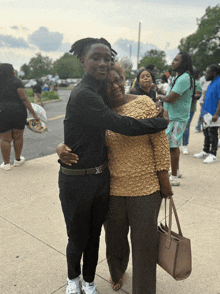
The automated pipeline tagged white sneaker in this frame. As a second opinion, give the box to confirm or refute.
[14,156,25,167]
[203,154,217,164]
[168,170,182,178]
[66,276,82,294]
[169,175,180,186]
[182,146,188,155]
[82,280,98,294]
[193,151,209,158]
[0,162,11,171]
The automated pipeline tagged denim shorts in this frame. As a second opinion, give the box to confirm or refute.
[166,120,188,148]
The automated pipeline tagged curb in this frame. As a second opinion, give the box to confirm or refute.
[34,97,62,105]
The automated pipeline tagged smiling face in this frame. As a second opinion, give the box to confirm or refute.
[138,70,153,91]
[106,69,125,107]
[81,43,112,80]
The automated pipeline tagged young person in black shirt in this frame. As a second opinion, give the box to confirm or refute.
[33,79,43,107]
[132,69,157,102]
[58,38,169,294]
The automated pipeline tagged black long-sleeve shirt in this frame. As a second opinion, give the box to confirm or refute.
[32,82,42,94]
[63,74,167,169]
[132,88,157,103]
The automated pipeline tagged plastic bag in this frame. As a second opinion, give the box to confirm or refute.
[26,118,48,133]
[30,103,47,122]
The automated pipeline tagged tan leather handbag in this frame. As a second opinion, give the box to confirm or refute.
[157,197,192,280]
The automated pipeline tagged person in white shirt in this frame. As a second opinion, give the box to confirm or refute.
[199,72,206,86]
[157,75,169,95]
[195,80,211,132]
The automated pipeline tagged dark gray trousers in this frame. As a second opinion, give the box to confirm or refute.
[104,191,162,294]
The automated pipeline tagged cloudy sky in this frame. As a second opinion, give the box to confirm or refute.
[0,0,219,71]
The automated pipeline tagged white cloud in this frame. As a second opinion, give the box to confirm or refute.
[0,0,212,70]
[28,27,63,52]
[0,35,29,48]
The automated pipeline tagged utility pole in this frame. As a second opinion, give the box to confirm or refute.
[129,44,132,59]
[137,21,141,70]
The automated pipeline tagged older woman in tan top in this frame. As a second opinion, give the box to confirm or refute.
[104,64,171,294]
[57,64,172,294]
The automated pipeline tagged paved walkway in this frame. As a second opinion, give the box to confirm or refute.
[1,108,220,294]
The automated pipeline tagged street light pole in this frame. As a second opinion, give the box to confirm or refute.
[137,21,141,70]
[128,44,132,86]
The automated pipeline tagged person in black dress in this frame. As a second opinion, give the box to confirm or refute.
[0,63,39,171]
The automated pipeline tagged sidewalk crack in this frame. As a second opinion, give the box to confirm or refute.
[0,215,66,256]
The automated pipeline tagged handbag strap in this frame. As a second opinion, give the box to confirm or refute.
[170,197,183,236]
[165,197,183,248]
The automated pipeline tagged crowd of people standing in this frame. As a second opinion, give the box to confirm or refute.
[129,57,220,185]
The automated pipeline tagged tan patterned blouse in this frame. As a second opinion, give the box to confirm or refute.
[105,95,170,196]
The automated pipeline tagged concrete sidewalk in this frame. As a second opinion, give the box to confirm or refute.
[1,110,220,294]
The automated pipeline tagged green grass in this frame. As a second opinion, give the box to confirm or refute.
[25,88,34,97]
[57,86,69,90]
[25,88,60,102]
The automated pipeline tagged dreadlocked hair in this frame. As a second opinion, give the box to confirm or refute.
[170,52,195,99]
[208,64,220,76]
[69,37,117,60]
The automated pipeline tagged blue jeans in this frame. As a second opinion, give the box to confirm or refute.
[182,112,195,146]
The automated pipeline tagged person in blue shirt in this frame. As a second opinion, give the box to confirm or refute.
[157,52,195,186]
[194,64,220,164]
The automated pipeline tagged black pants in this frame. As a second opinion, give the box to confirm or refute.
[203,127,218,156]
[59,169,110,282]
[104,191,162,294]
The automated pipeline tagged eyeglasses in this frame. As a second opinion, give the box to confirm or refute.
[107,77,123,88]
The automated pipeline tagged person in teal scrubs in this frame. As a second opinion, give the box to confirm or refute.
[157,52,195,186]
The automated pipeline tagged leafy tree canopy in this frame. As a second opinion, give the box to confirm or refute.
[178,5,220,71]
[139,49,168,76]
[20,52,84,79]
[21,53,53,79]
[53,53,84,79]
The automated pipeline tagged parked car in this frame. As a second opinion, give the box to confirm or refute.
[58,79,69,87]
[24,79,37,88]
[21,79,29,87]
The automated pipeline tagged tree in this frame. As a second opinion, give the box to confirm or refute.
[20,52,84,79]
[178,5,220,71]
[20,63,31,79]
[53,53,84,79]
[139,49,168,75]
[20,53,54,79]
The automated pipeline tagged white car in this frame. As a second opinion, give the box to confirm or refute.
[24,79,37,88]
